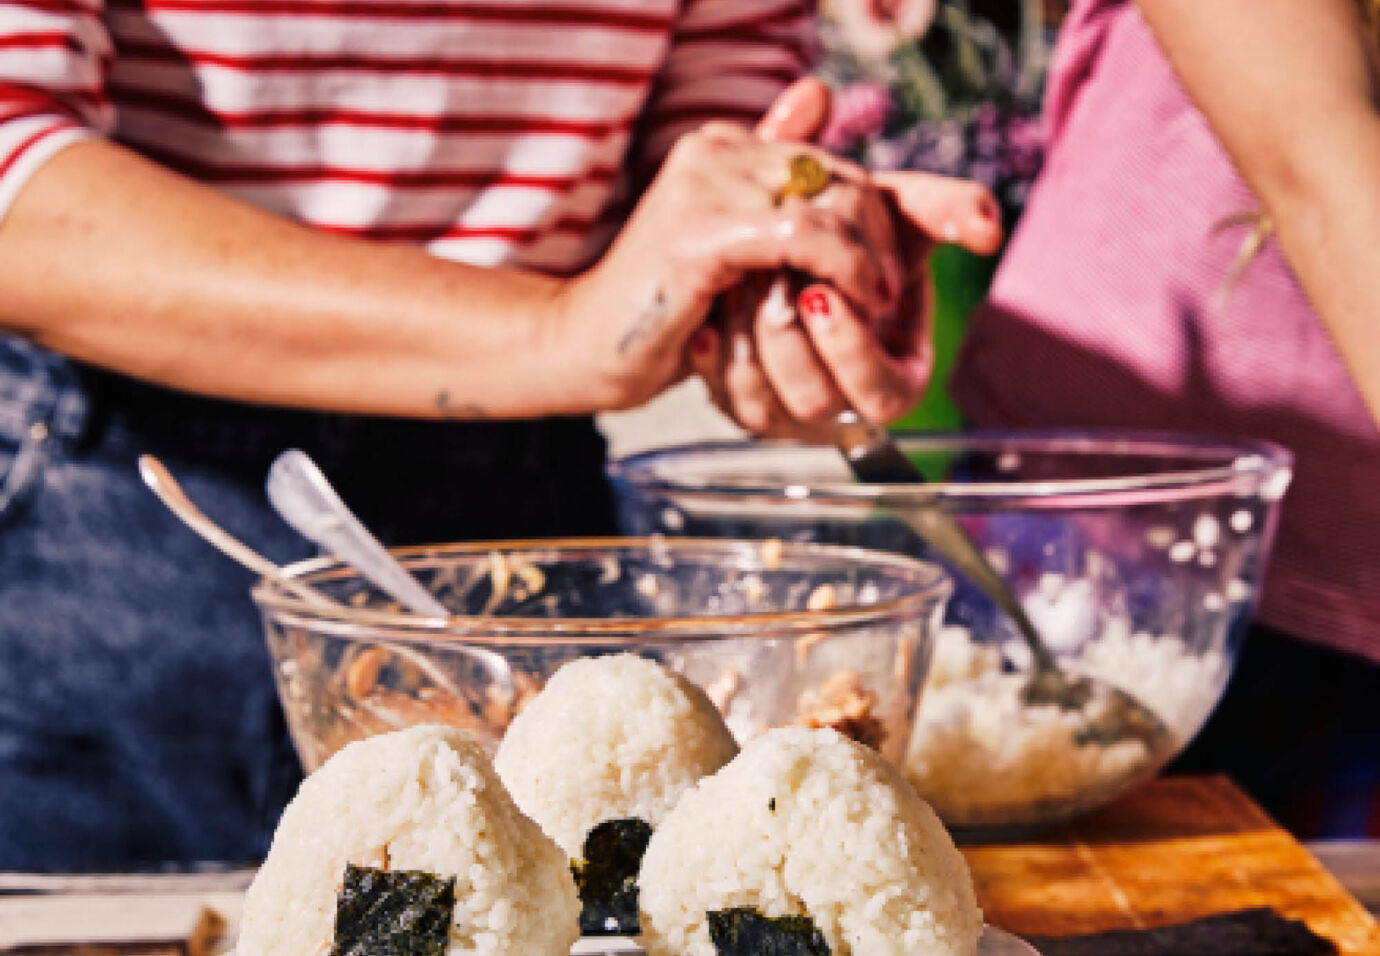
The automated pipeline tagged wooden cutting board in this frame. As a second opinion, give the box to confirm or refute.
[961,775,1380,955]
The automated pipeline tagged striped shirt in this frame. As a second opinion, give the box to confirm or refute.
[0,0,813,273]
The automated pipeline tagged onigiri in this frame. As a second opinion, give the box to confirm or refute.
[494,653,738,933]
[638,726,982,956]
[237,724,579,956]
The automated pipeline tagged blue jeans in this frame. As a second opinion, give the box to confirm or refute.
[0,337,614,870]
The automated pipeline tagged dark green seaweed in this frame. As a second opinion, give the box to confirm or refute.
[708,907,831,956]
[333,863,457,956]
[570,817,654,935]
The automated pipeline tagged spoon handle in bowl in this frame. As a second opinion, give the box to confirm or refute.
[265,449,450,618]
[829,414,1056,673]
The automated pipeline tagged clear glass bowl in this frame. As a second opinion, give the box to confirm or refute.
[253,538,951,773]
[607,431,1294,834]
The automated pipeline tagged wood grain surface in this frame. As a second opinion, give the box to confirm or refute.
[961,776,1380,955]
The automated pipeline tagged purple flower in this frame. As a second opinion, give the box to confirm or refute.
[820,81,893,154]
[971,104,1005,158]
[1003,113,1046,179]
[908,119,967,177]
[865,136,915,172]
[966,158,1002,190]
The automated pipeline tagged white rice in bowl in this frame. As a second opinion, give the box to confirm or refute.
[906,670,1151,824]
[638,726,982,956]
[494,653,738,857]
[906,622,1225,826]
[237,724,579,956]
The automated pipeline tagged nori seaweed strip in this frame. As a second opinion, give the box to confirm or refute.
[570,817,654,935]
[1023,907,1336,956]
[708,907,831,956]
[333,863,456,956]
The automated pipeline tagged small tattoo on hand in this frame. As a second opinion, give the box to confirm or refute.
[616,286,670,355]
[436,390,488,419]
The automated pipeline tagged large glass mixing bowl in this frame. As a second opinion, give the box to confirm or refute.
[608,431,1293,833]
[254,538,950,772]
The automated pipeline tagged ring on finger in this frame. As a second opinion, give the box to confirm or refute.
[773,152,833,206]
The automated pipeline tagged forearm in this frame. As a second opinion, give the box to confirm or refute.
[1264,120,1380,417]
[0,139,586,420]
[1137,0,1380,419]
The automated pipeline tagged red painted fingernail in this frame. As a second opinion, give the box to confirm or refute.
[691,328,716,355]
[978,195,1000,222]
[800,289,831,319]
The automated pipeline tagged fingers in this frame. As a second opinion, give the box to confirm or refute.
[688,279,822,438]
[814,179,903,313]
[751,275,848,423]
[702,201,896,322]
[873,170,1005,256]
[756,77,832,143]
[798,283,933,424]
[657,130,900,321]
[718,294,793,434]
[686,323,725,402]
[691,275,931,433]
[696,276,930,434]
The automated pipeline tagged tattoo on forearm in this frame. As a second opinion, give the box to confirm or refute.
[616,286,670,355]
[436,390,488,419]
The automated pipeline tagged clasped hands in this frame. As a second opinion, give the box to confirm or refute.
[562,78,1003,436]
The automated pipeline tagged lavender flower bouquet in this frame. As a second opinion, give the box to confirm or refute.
[818,0,1057,221]
[814,0,1061,428]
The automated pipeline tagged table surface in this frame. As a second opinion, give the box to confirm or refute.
[961,775,1380,955]
[3,775,1379,954]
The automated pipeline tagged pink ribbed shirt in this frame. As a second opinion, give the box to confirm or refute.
[951,0,1380,660]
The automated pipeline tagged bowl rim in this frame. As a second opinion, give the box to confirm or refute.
[251,536,951,642]
[605,428,1294,505]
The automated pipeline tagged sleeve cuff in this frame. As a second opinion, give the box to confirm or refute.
[0,116,95,223]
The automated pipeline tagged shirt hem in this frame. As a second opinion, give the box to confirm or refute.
[1256,575,1380,665]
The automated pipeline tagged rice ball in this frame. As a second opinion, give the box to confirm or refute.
[238,724,579,956]
[494,653,738,856]
[638,726,982,956]
[494,653,738,933]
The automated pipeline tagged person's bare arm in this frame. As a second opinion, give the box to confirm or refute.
[0,139,577,420]
[1136,0,1380,419]
[0,125,897,421]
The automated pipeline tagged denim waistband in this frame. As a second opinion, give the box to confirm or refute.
[0,337,92,448]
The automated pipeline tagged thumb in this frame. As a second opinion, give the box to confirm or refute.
[755,76,832,143]
[874,170,1005,256]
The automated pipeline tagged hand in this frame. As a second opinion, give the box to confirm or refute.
[690,79,1005,437]
[557,120,910,411]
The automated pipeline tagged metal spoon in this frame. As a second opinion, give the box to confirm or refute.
[138,454,337,609]
[265,449,449,618]
[143,453,511,722]
[265,449,516,700]
[829,413,1170,749]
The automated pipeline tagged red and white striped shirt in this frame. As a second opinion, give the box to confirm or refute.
[0,0,813,273]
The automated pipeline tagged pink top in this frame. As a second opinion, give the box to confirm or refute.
[951,0,1380,661]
